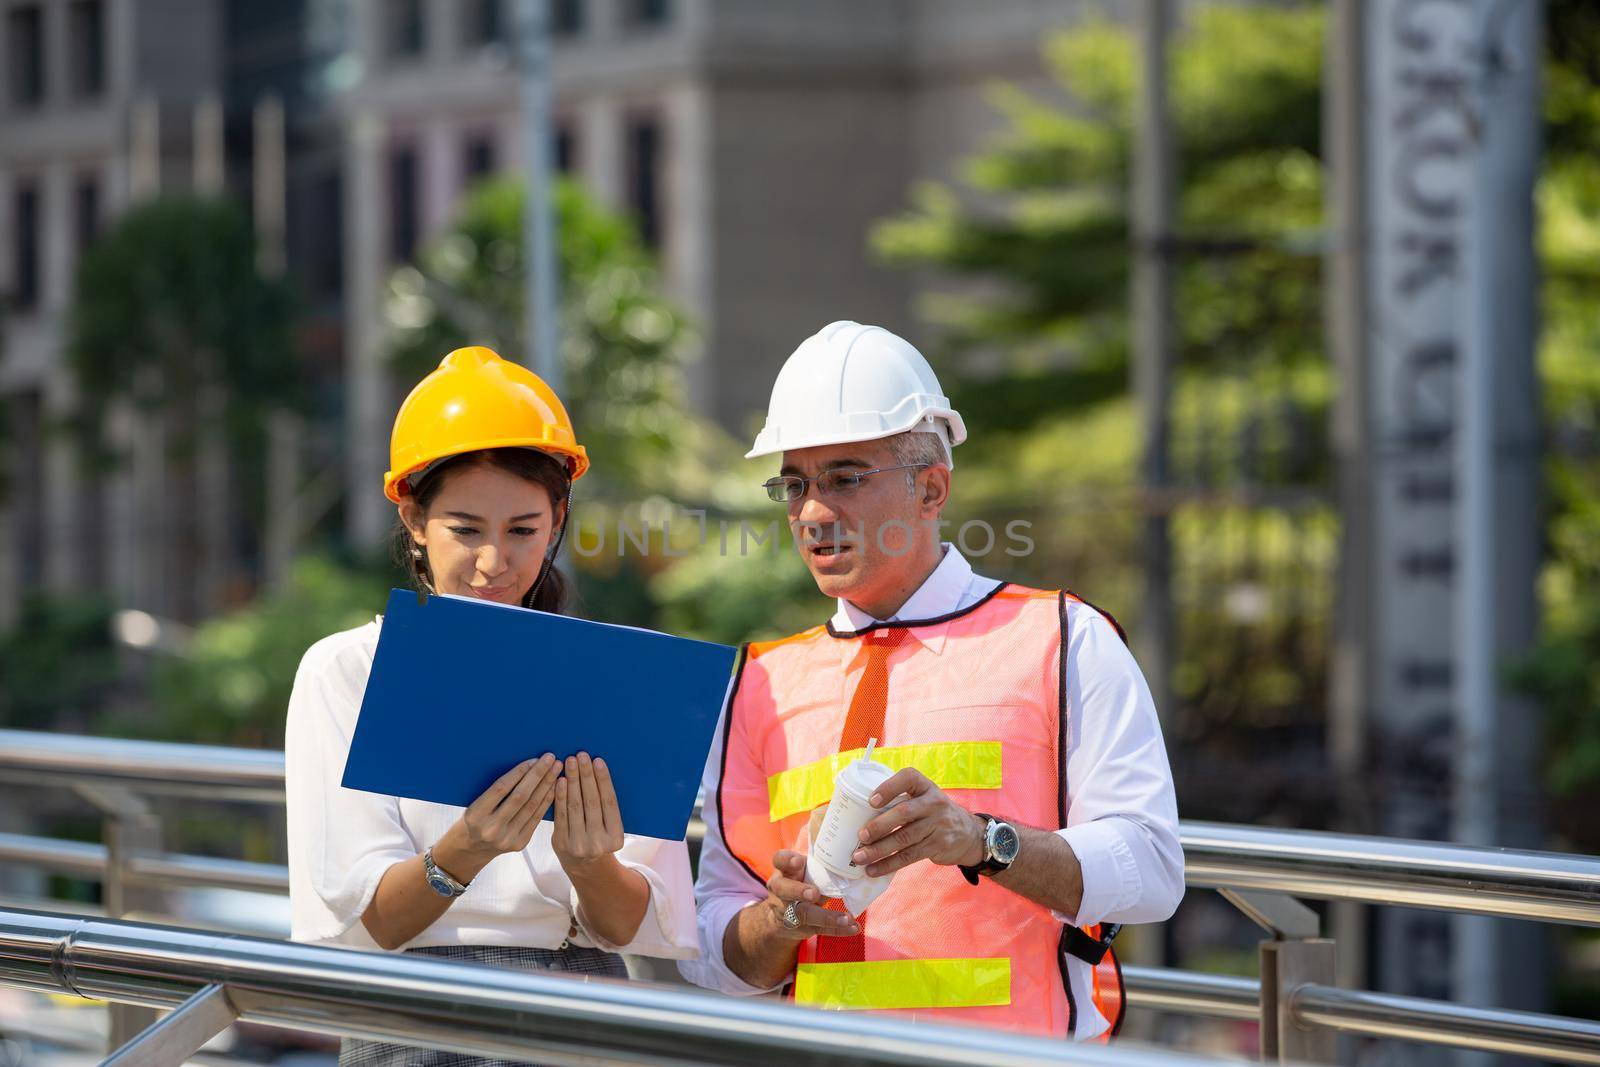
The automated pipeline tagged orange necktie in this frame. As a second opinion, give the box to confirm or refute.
[814,627,907,964]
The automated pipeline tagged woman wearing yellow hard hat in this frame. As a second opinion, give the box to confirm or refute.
[285,347,696,1067]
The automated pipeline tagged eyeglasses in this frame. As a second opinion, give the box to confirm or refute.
[762,464,929,503]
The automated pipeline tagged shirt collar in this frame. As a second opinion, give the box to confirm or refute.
[831,543,975,648]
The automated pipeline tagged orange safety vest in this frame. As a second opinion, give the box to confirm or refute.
[715,583,1126,1039]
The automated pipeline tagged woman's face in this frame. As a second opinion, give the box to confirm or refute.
[400,462,563,605]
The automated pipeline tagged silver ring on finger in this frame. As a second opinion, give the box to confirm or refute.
[781,900,803,930]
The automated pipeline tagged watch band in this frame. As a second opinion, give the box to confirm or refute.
[424,845,470,897]
[959,812,1012,886]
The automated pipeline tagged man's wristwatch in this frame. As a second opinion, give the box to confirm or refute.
[423,845,470,898]
[959,813,1020,886]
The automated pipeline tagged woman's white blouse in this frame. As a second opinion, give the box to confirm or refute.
[285,618,699,958]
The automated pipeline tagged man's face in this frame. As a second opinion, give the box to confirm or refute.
[779,439,930,605]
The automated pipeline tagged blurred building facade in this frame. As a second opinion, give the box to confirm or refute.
[0,0,1092,625]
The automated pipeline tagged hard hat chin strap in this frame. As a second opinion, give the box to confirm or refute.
[524,478,574,609]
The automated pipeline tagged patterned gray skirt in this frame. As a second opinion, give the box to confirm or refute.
[337,943,629,1067]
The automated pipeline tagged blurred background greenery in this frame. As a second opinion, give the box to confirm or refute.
[11,3,1591,840]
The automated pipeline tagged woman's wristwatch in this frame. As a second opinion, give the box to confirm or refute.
[959,813,1021,886]
[424,845,471,898]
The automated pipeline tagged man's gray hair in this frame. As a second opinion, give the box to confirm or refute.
[886,430,951,488]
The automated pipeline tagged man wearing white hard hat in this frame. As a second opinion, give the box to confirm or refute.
[679,321,1183,1040]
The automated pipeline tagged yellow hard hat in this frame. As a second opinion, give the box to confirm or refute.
[384,346,590,503]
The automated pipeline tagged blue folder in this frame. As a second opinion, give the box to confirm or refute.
[341,589,738,842]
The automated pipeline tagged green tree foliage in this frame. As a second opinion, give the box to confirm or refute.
[63,195,298,621]
[873,6,1324,383]
[116,556,390,747]
[1510,0,1600,818]
[66,195,298,471]
[385,177,725,502]
[869,7,1334,821]
[0,594,118,731]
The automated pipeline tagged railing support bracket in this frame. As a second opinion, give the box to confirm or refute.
[100,983,237,1067]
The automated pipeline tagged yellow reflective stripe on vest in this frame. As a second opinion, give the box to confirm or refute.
[794,957,1012,1011]
[766,741,1002,822]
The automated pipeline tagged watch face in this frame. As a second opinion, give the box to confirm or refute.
[990,822,1021,865]
[426,871,457,897]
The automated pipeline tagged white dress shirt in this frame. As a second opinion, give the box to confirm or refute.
[678,546,1184,1040]
[285,617,699,959]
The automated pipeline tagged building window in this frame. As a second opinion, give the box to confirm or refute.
[68,0,106,100]
[625,0,669,28]
[8,5,45,108]
[551,0,584,37]
[625,116,662,248]
[554,123,577,175]
[75,175,100,257]
[292,168,344,301]
[463,134,496,183]
[390,146,419,262]
[13,182,41,311]
[463,0,503,48]
[388,0,425,60]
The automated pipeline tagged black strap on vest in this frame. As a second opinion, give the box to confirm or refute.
[1062,922,1122,966]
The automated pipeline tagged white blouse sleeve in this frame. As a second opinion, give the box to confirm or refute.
[285,631,419,944]
[569,837,700,959]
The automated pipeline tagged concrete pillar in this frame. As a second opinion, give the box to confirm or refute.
[193,386,230,614]
[39,165,81,595]
[41,372,82,594]
[191,95,230,614]
[1131,0,1176,727]
[343,109,394,548]
[255,96,301,589]
[422,117,457,239]
[663,84,712,414]
[0,506,15,630]
[108,0,136,100]
[129,381,167,615]
[130,97,161,203]
[1324,2,1371,1023]
[579,95,624,211]
[0,167,12,298]
[427,0,458,62]
[42,0,69,105]
[0,162,11,627]
[253,97,287,276]
[193,94,226,195]
[588,0,621,39]
[42,164,72,309]
[104,402,140,606]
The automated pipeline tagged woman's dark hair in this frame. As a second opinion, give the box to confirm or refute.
[389,447,571,614]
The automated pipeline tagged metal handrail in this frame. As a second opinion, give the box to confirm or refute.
[1184,822,1600,927]
[1120,967,1259,1022]
[5,729,1599,926]
[1291,983,1600,1065]
[0,908,1235,1067]
[6,729,1600,1064]
[0,729,285,801]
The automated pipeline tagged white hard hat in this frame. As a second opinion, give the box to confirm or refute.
[746,321,967,466]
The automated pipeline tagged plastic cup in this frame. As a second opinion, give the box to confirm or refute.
[812,757,901,877]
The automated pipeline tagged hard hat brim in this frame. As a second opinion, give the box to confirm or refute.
[745,409,967,462]
[384,439,590,503]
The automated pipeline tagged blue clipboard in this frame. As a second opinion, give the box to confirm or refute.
[341,589,738,842]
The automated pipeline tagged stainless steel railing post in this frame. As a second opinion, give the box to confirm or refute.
[75,784,166,1050]
[1219,888,1336,1064]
